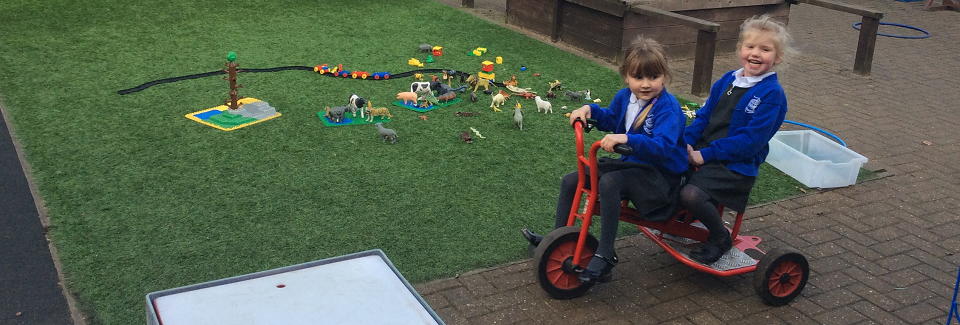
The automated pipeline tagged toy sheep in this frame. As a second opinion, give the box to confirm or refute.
[534,96,553,114]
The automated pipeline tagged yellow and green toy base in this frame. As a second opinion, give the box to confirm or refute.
[186,98,281,131]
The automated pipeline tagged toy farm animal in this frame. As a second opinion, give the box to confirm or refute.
[535,96,553,114]
[490,93,506,112]
[419,43,433,53]
[411,81,432,94]
[437,91,457,102]
[513,106,524,131]
[365,102,392,122]
[324,105,350,123]
[419,92,440,108]
[564,90,583,102]
[467,74,492,92]
[469,92,478,102]
[347,94,367,118]
[397,92,418,106]
[375,123,399,144]
[461,131,473,144]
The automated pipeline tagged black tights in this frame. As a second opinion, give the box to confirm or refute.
[554,170,647,265]
[679,184,727,242]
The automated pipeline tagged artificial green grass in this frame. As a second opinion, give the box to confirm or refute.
[0,1,853,324]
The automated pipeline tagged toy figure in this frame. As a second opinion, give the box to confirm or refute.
[442,70,456,86]
[490,93,506,112]
[437,91,457,102]
[546,90,557,99]
[375,122,399,144]
[563,90,584,102]
[324,105,349,123]
[418,92,440,108]
[584,89,592,101]
[223,51,243,110]
[535,96,553,114]
[347,94,367,118]
[397,92,418,106]
[513,103,524,131]
[364,102,392,122]
[467,74,492,92]
[548,80,563,92]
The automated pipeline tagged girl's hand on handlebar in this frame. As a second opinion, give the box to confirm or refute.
[568,105,591,125]
[600,134,628,153]
[687,144,704,166]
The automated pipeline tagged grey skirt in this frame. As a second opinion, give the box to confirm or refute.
[685,162,756,212]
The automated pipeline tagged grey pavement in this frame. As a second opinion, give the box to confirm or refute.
[423,0,960,324]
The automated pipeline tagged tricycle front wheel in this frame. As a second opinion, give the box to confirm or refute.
[533,226,598,299]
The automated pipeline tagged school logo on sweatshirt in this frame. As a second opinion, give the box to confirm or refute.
[745,96,761,114]
[643,113,655,133]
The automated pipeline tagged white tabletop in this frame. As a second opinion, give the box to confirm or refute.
[152,255,440,325]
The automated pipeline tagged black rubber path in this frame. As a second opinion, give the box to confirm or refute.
[0,110,72,324]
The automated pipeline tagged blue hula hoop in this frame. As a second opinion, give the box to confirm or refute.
[853,21,930,39]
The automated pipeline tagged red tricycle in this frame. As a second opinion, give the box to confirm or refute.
[532,119,809,306]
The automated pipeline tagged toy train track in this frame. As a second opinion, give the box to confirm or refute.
[117,65,502,95]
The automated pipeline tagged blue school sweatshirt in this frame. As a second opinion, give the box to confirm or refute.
[683,70,788,177]
[588,88,688,175]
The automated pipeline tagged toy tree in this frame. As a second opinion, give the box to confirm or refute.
[223,51,243,110]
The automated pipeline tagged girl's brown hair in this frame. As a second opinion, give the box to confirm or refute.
[618,36,672,83]
[619,36,672,131]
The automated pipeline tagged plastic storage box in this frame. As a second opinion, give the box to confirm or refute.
[146,249,444,325]
[766,130,868,188]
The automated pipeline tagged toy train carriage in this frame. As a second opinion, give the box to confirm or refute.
[372,72,390,80]
[314,63,345,76]
[314,64,330,74]
[351,71,369,79]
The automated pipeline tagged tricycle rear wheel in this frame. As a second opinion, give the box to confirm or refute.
[753,247,809,306]
[533,226,598,299]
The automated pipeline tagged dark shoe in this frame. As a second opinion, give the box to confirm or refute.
[521,228,544,247]
[690,233,733,265]
[578,254,618,284]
